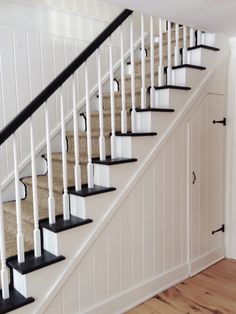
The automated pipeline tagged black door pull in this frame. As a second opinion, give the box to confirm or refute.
[212,224,225,235]
[192,171,196,184]
[212,117,226,126]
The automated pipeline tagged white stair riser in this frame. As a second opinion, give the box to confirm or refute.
[93,162,138,188]
[188,48,219,67]
[136,111,175,133]
[173,68,204,88]
[154,89,189,109]
[115,136,156,160]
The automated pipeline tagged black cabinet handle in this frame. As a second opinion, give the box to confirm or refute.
[212,224,225,235]
[212,118,226,126]
[192,171,196,184]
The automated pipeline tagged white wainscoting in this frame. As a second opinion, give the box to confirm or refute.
[44,121,190,314]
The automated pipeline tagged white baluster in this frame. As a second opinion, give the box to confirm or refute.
[0,180,10,299]
[120,25,127,133]
[197,30,202,45]
[167,21,172,85]
[175,23,180,66]
[44,101,56,224]
[60,88,70,219]
[130,14,136,132]
[183,26,187,64]
[190,28,195,47]
[150,16,155,108]
[141,13,146,109]
[97,48,106,161]
[30,117,41,257]
[72,74,82,191]
[85,62,94,186]
[13,134,25,262]
[158,18,164,86]
[109,37,116,157]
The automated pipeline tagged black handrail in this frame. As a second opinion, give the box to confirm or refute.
[0,9,133,146]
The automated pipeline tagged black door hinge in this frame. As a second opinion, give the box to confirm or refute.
[212,117,226,126]
[212,224,225,235]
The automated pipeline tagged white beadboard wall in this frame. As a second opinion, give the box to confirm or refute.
[0,0,135,191]
[44,121,189,314]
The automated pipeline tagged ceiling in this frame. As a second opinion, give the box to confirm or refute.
[105,0,236,37]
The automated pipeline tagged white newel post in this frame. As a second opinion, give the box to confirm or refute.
[175,23,180,66]
[158,18,164,86]
[167,20,172,85]
[120,25,127,133]
[85,62,94,187]
[150,16,155,108]
[13,134,25,262]
[97,48,106,161]
[109,37,116,157]
[0,170,10,299]
[30,117,42,257]
[72,74,82,191]
[44,101,56,224]
[141,13,146,109]
[60,88,70,219]
[130,14,136,132]
[197,30,202,45]
[183,26,187,64]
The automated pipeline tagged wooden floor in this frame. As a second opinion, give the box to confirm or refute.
[126,259,236,314]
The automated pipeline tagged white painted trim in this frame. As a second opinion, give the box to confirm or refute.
[84,264,189,314]
[36,41,229,313]
[1,35,143,194]
[189,247,225,277]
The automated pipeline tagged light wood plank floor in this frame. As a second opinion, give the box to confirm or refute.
[126,259,236,314]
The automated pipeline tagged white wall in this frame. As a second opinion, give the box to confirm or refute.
[225,38,236,259]
[0,0,128,192]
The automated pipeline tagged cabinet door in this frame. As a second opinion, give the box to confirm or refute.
[189,94,225,276]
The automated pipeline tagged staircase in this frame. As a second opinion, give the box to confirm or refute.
[0,8,225,314]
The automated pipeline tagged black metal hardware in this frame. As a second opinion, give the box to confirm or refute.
[212,224,225,235]
[113,78,120,92]
[0,9,133,146]
[192,171,196,184]
[212,117,226,126]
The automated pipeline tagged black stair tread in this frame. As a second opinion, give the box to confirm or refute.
[7,250,65,275]
[68,185,116,197]
[188,45,220,51]
[171,64,206,70]
[0,287,34,314]
[136,108,175,112]
[115,131,157,137]
[40,214,93,233]
[93,157,138,165]
[153,85,191,91]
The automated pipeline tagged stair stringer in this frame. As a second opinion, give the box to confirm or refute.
[16,42,229,314]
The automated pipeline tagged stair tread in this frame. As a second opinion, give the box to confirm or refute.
[7,249,65,274]
[136,108,175,112]
[93,157,138,165]
[68,184,116,197]
[153,85,191,90]
[188,44,220,51]
[0,287,34,314]
[115,131,157,137]
[40,214,93,233]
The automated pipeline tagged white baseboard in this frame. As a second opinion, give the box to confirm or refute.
[190,247,225,277]
[84,264,189,314]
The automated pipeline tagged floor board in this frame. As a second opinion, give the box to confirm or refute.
[126,259,236,313]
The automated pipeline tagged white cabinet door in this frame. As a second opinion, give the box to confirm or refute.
[189,94,226,276]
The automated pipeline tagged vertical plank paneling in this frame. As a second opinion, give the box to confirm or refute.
[132,180,144,286]
[164,140,174,271]
[154,152,164,275]
[62,271,79,314]
[79,249,94,312]
[107,212,121,298]
[173,126,183,267]
[45,291,63,314]
[143,164,154,280]
[120,197,132,291]
[93,229,108,305]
